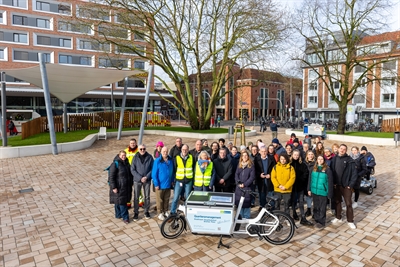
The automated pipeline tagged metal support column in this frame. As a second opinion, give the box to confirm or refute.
[39,53,58,155]
[1,72,7,146]
[63,103,67,133]
[117,77,128,140]
[138,65,154,145]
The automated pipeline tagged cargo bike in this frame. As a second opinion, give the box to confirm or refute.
[160,189,296,248]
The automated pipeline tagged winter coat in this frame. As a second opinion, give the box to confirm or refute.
[271,162,296,193]
[109,155,133,205]
[352,154,368,190]
[169,145,182,159]
[213,156,233,189]
[228,152,241,179]
[290,158,309,193]
[307,165,333,198]
[305,161,315,176]
[234,164,255,208]
[275,145,286,156]
[152,156,174,189]
[331,153,358,188]
[254,154,276,193]
[363,152,376,167]
[131,152,154,183]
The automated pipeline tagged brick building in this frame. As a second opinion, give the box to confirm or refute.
[0,0,171,115]
[188,62,302,121]
[302,31,400,123]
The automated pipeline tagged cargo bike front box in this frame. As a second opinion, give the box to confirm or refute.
[185,191,235,235]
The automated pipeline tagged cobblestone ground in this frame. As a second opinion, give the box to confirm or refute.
[0,128,399,267]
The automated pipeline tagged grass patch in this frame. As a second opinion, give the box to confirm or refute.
[1,127,229,147]
[326,131,393,138]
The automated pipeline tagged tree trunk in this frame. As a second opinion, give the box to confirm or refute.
[337,101,347,134]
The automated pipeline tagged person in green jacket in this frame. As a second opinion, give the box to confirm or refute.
[307,155,333,229]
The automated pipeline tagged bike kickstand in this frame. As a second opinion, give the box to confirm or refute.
[217,235,230,249]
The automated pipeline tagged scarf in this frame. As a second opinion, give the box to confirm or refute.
[198,159,210,173]
[241,161,249,168]
[350,152,360,160]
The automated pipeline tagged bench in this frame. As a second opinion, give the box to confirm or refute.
[98,127,107,140]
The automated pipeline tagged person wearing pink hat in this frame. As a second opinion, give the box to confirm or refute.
[153,141,164,159]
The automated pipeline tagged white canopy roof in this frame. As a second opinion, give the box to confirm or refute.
[4,64,147,103]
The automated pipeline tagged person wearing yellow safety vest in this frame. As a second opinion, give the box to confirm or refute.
[125,138,138,164]
[170,144,194,215]
[193,151,216,191]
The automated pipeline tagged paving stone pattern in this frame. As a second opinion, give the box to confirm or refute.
[0,130,399,267]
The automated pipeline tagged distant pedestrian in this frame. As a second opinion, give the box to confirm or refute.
[217,115,221,127]
[8,120,15,136]
[270,118,278,139]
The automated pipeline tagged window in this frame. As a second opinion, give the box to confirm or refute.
[358,78,367,88]
[13,50,50,62]
[354,63,366,73]
[37,35,50,45]
[0,0,27,8]
[333,81,340,90]
[134,32,145,41]
[78,6,109,21]
[59,38,71,47]
[59,54,71,64]
[13,33,27,43]
[118,79,145,88]
[330,95,340,102]
[116,13,143,26]
[309,96,317,103]
[36,1,50,11]
[99,58,128,68]
[58,21,91,34]
[382,93,395,103]
[382,60,396,71]
[381,77,396,86]
[79,40,92,50]
[134,61,145,69]
[36,18,50,28]
[0,11,4,24]
[80,56,91,65]
[309,82,317,90]
[0,48,4,59]
[13,15,27,25]
[99,26,128,39]
[58,4,70,14]
[353,95,365,104]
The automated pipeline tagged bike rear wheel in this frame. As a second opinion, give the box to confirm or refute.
[160,216,185,239]
[261,210,295,245]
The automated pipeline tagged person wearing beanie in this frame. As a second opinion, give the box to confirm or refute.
[360,146,367,152]
[360,147,376,180]
[272,138,285,156]
[153,141,164,159]
[286,133,303,146]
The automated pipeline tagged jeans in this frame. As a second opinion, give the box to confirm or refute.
[240,207,251,219]
[171,180,193,213]
[305,195,312,208]
[194,185,211,191]
[114,204,129,220]
[156,189,171,214]
[133,181,151,214]
[291,191,305,217]
[267,191,275,209]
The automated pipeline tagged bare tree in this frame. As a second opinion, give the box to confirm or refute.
[293,0,397,134]
[78,0,287,129]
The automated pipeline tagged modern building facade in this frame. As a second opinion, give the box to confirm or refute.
[188,62,302,121]
[302,30,400,123]
[0,0,172,115]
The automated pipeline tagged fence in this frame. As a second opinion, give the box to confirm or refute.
[20,111,170,140]
[381,118,400,132]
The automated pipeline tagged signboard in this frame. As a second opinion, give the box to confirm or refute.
[346,104,356,123]
[186,208,233,235]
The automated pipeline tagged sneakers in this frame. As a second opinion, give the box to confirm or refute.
[300,217,314,226]
[144,212,151,219]
[123,219,129,224]
[352,202,358,209]
[158,213,165,221]
[133,213,139,221]
[164,211,169,217]
[348,222,357,229]
[331,218,343,224]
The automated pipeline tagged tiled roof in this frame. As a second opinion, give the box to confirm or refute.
[359,30,400,45]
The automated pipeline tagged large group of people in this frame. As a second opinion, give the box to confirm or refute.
[108,134,375,230]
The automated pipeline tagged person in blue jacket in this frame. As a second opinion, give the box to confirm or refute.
[152,146,175,221]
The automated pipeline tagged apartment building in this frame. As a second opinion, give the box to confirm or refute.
[188,62,302,121]
[302,30,400,123]
[0,0,171,115]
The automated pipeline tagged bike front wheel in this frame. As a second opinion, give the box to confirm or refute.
[160,216,185,239]
[261,210,295,245]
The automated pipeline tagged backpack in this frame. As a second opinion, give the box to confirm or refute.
[104,160,118,185]
[366,155,376,167]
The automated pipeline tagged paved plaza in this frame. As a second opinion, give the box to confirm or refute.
[0,129,399,267]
